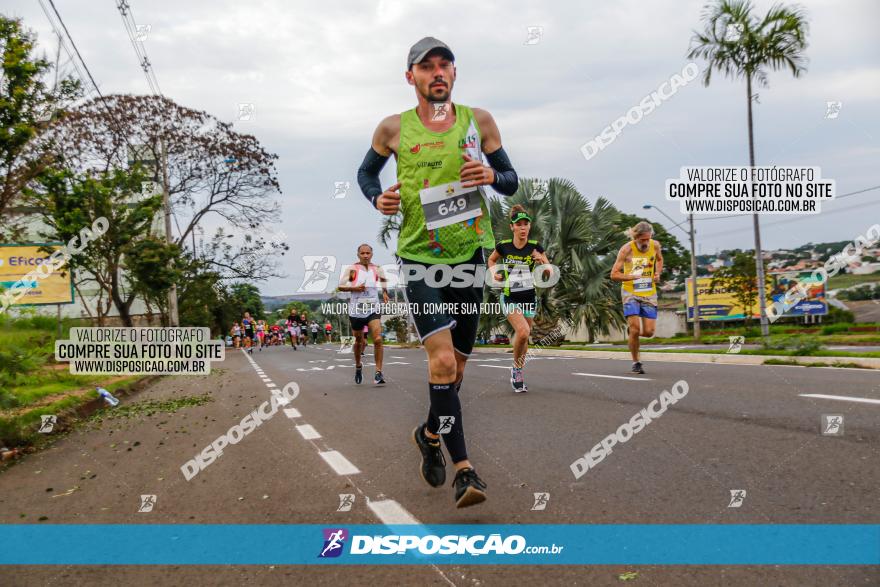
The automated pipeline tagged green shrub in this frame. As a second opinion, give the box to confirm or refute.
[821,322,854,335]
[826,306,855,324]
[792,337,823,356]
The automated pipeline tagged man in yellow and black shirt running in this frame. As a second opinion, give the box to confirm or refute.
[611,221,664,375]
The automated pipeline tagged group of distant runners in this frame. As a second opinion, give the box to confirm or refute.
[229,312,333,354]
[233,38,664,511]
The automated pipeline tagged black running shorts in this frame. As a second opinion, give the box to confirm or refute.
[398,248,485,356]
[349,313,380,331]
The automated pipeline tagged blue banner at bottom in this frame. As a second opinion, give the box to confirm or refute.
[1,525,877,565]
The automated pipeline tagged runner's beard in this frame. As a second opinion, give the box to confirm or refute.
[425,84,450,103]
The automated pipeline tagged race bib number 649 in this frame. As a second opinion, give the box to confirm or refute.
[420,181,483,230]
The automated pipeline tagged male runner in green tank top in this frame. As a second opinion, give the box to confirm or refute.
[357,37,519,508]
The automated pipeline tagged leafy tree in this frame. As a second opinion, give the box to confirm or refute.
[228,283,265,319]
[709,251,770,323]
[126,237,182,324]
[384,315,408,342]
[25,165,163,326]
[0,16,80,232]
[46,94,285,282]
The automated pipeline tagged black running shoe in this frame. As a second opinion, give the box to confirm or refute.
[631,362,645,374]
[411,424,446,488]
[453,467,487,508]
[354,366,363,384]
[374,371,386,385]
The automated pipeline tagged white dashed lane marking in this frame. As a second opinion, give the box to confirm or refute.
[800,393,880,405]
[573,372,653,382]
[368,499,421,525]
[319,450,360,475]
[296,424,321,440]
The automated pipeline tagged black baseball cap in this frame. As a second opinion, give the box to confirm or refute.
[407,37,455,69]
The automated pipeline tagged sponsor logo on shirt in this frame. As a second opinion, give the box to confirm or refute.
[409,140,446,154]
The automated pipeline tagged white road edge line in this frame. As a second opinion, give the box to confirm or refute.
[799,393,880,405]
[573,372,653,381]
[283,408,301,418]
[296,424,321,440]
[478,364,510,369]
[368,499,421,525]
[319,450,360,475]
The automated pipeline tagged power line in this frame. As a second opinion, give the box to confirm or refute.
[116,0,162,96]
[37,0,90,94]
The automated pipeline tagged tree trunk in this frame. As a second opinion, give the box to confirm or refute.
[747,74,770,337]
[109,265,133,327]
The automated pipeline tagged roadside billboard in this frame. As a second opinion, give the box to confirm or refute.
[686,271,827,321]
[0,243,74,306]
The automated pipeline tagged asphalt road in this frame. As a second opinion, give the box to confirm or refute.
[1,342,878,585]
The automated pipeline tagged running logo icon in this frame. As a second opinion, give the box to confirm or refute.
[138,494,157,513]
[821,414,844,436]
[337,494,355,512]
[524,26,543,45]
[531,492,550,511]
[338,335,355,354]
[431,102,449,121]
[237,103,255,121]
[824,101,842,120]
[724,23,743,42]
[530,179,549,201]
[299,256,337,293]
[728,490,746,508]
[727,336,745,354]
[318,528,348,558]
[332,181,350,199]
[38,415,57,433]
[437,416,455,434]
[134,24,151,42]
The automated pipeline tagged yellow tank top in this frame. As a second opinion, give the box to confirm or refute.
[622,240,657,297]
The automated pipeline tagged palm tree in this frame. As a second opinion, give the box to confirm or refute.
[688,0,809,337]
[487,178,626,342]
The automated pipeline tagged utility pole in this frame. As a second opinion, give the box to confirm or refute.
[747,74,770,338]
[160,141,179,326]
[689,213,701,341]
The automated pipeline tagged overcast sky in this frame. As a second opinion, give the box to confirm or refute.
[6,0,879,295]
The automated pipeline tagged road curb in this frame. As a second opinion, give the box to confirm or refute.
[471,347,880,369]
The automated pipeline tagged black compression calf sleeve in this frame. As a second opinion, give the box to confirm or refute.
[357,147,390,208]
[486,146,518,196]
[426,379,463,433]
[428,382,467,463]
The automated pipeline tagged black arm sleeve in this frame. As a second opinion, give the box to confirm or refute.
[485,147,518,196]
[357,147,390,209]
